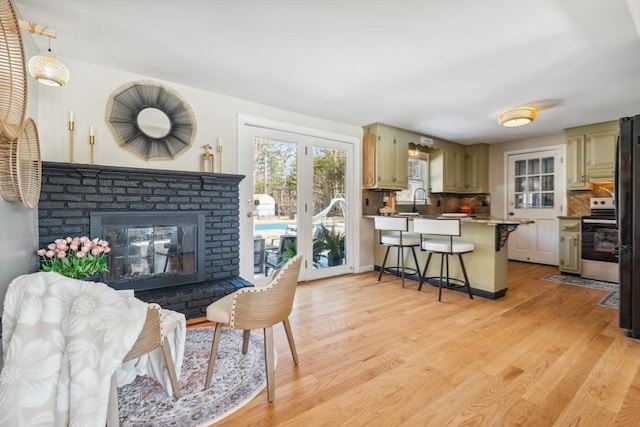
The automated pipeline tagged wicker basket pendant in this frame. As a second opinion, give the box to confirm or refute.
[0,0,27,140]
[0,118,41,208]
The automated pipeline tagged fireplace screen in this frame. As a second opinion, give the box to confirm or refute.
[105,224,196,279]
[91,212,205,290]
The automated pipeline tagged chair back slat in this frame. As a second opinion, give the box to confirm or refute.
[232,254,303,329]
[374,216,409,232]
[413,218,461,237]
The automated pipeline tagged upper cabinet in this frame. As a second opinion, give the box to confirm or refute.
[430,141,488,194]
[463,144,489,193]
[565,121,618,189]
[363,123,409,190]
[362,123,489,194]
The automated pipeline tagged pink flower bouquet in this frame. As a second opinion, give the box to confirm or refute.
[37,236,111,278]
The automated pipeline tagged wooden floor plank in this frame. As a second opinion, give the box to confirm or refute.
[204,262,640,426]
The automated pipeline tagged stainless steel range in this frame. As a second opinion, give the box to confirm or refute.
[581,197,619,283]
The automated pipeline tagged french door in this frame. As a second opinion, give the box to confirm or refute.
[505,147,564,265]
[238,117,353,285]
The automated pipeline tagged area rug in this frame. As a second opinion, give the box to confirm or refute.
[118,327,274,426]
[542,274,618,308]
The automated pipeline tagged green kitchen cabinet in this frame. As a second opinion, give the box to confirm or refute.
[558,217,581,274]
[363,123,409,190]
[464,143,489,193]
[565,121,617,188]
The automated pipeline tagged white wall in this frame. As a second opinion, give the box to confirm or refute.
[36,57,362,173]
[488,133,566,218]
[0,34,40,311]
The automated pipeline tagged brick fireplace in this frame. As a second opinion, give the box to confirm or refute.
[38,162,252,319]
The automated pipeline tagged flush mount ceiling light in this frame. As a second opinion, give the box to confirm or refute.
[19,20,70,87]
[497,107,537,127]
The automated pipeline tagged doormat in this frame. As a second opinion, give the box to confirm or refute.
[542,274,618,308]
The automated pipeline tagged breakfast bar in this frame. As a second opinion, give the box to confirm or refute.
[369,216,533,299]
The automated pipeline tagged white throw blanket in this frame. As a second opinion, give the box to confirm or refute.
[0,272,148,427]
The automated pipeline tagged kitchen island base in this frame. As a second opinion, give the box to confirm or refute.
[371,219,528,299]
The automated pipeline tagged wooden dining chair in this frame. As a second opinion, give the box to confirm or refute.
[204,254,303,402]
[106,304,181,427]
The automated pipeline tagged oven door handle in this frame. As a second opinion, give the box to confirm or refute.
[582,219,617,224]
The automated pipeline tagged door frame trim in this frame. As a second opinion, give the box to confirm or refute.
[502,144,567,219]
[237,115,359,283]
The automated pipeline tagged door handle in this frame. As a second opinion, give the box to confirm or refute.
[508,211,515,216]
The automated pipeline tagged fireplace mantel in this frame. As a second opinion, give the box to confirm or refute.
[38,162,249,319]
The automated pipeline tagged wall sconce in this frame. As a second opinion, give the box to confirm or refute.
[498,107,537,127]
[19,20,70,87]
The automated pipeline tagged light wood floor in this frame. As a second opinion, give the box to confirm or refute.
[195,262,640,426]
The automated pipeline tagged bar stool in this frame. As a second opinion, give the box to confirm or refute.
[413,218,474,301]
[374,216,421,288]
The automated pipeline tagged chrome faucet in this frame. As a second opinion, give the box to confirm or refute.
[412,187,428,212]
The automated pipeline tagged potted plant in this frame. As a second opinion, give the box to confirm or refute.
[319,224,345,267]
[37,236,111,279]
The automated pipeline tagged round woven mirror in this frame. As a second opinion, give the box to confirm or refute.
[106,81,197,160]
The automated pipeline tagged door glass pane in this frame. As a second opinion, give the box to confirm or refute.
[252,137,298,278]
[541,157,554,173]
[312,146,346,270]
[513,155,555,211]
[531,193,540,207]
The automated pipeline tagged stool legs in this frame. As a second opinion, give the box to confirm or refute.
[458,254,474,300]
[378,246,391,281]
[420,252,474,301]
[418,252,433,291]
[378,245,421,288]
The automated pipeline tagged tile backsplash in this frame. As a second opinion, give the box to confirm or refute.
[362,190,490,217]
[567,183,615,216]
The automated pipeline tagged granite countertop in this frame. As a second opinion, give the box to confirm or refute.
[364,214,534,225]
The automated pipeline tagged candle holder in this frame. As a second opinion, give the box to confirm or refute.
[68,120,75,163]
[200,144,214,172]
[89,135,95,164]
[217,144,223,173]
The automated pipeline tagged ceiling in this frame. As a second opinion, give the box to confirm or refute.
[13,0,640,144]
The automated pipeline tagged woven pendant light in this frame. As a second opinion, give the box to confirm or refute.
[28,48,70,87]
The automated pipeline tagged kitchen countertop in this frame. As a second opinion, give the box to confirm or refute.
[364,214,534,225]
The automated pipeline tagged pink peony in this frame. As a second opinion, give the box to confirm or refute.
[48,243,56,250]
[80,236,89,243]
[69,243,79,251]
[76,251,86,258]
[100,241,109,247]
[91,247,101,256]
[45,250,55,258]
[57,251,67,259]
[103,247,111,254]
[37,249,46,256]
[66,237,73,243]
